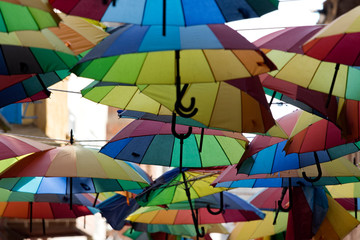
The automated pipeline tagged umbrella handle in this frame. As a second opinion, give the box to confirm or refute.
[278,179,293,212]
[302,152,322,183]
[206,192,224,215]
[171,113,192,140]
[175,84,198,118]
[175,50,198,118]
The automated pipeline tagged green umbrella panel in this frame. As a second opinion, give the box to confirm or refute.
[0,0,60,32]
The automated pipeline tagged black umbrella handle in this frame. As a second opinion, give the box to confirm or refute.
[206,191,224,215]
[175,50,198,118]
[302,152,322,182]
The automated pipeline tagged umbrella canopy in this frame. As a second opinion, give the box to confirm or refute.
[127,191,264,225]
[303,5,360,67]
[136,168,225,207]
[0,134,53,160]
[214,156,360,188]
[258,25,360,102]
[253,25,340,121]
[0,0,60,32]
[81,76,281,136]
[236,110,360,176]
[72,24,275,85]
[237,138,360,175]
[0,145,152,194]
[100,119,248,168]
[49,0,279,26]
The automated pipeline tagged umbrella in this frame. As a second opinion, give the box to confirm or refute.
[0,144,152,209]
[303,5,360,67]
[0,134,53,160]
[253,25,340,121]
[81,76,283,136]
[135,168,224,207]
[0,0,60,32]
[127,191,265,225]
[135,167,225,237]
[236,110,360,181]
[72,24,276,130]
[214,156,360,188]
[257,25,360,108]
[100,119,248,168]
[49,0,279,27]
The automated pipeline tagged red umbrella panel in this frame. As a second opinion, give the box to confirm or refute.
[0,134,54,160]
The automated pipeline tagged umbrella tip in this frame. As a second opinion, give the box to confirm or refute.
[70,129,74,145]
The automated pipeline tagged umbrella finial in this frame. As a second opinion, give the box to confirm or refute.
[70,129,74,145]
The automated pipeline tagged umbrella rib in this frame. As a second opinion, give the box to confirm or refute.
[207,82,221,131]
[159,172,219,189]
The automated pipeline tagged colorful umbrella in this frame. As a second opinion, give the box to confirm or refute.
[127,191,264,224]
[0,0,60,32]
[0,134,53,160]
[81,76,282,136]
[254,26,339,121]
[136,168,224,207]
[303,5,360,67]
[100,119,248,168]
[0,145,151,199]
[236,110,360,181]
[72,24,275,85]
[49,0,279,26]
[258,25,360,104]
[214,156,360,188]
[72,24,276,125]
